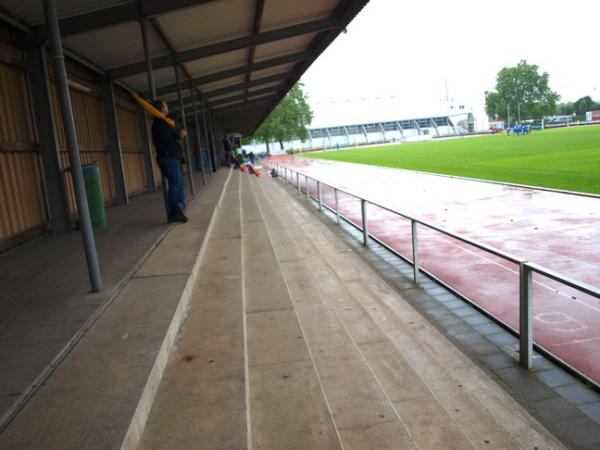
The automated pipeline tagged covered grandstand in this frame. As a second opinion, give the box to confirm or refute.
[306,112,475,149]
[244,96,477,152]
[0,0,366,256]
[1,1,599,449]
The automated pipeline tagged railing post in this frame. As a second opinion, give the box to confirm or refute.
[361,199,368,245]
[296,172,300,194]
[519,262,533,369]
[317,181,322,210]
[334,188,340,223]
[306,176,310,200]
[411,219,419,283]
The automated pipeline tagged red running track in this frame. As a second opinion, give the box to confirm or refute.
[270,156,600,386]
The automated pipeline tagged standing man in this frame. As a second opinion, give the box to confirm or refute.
[152,99,188,223]
[223,133,233,168]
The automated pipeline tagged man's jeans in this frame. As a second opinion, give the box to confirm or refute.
[157,156,186,217]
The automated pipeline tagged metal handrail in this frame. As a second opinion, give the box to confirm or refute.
[269,161,600,381]
[526,262,600,298]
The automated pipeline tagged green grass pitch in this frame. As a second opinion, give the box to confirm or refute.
[303,126,600,194]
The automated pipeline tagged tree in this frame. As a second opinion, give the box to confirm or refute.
[574,96,596,115]
[485,60,560,122]
[250,82,313,152]
[556,101,575,116]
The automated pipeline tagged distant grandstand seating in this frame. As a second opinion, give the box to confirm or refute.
[247,112,475,153]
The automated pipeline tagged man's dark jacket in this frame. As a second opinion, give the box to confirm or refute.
[152,117,183,161]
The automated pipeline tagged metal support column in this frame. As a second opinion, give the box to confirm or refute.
[200,105,213,175]
[43,0,102,291]
[140,18,166,222]
[191,89,207,185]
[296,172,300,194]
[379,123,387,142]
[334,188,339,223]
[174,65,196,196]
[396,120,404,137]
[209,111,219,168]
[325,128,332,148]
[317,181,322,210]
[411,220,419,283]
[519,263,533,369]
[205,109,216,172]
[306,176,310,200]
[413,120,421,135]
[101,82,128,205]
[361,199,368,246]
[361,125,369,143]
[25,44,71,232]
[430,118,440,136]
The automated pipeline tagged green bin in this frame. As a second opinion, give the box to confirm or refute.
[82,163,107,229]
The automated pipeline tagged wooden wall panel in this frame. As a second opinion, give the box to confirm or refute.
[51,81,116,209]
[0,56,47,243]
[117,104,147,194]
[50,84,107,148]
[0,62,36,143]
[0,152,47,240]
[116,104,141,150]
[123,153,146,194]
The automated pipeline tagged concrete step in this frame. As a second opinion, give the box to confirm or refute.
[240,174,341,450]
[252,174,564,449]
[0,170,231,450]
[138,173,247,450]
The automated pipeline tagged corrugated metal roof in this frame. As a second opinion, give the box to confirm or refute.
[260,0,338,32]
[247,81,284,92]
[198,75,246,93]
[62,21,170,71]
[253,33,317,61]
[117,73,151,94]
[0,0,131,25]
[120,66,177,94]
[183,49,248,79]
[249,63,296,81]
[208,90,246,102]
[246,92,278,102]
[214,101,242,111]
[156,0,254,52]
[0,0,370,135]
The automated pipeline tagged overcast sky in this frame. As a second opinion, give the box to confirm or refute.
[301,0,600,129]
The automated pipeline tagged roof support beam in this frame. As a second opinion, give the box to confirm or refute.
[152,51,309,97]
[110,18,340,79]
[244,0,266,100]
[210,85,283,107]
[204,71,291,99]
[167,72,293,108]
[36,0,217,38]
[214,97,275,114]
[183,89,281,117]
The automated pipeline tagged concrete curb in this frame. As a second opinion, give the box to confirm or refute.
[120,169,233,450]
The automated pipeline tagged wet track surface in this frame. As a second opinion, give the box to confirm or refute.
[272,156,600,385]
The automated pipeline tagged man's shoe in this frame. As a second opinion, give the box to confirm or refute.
[174,205,188,223]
